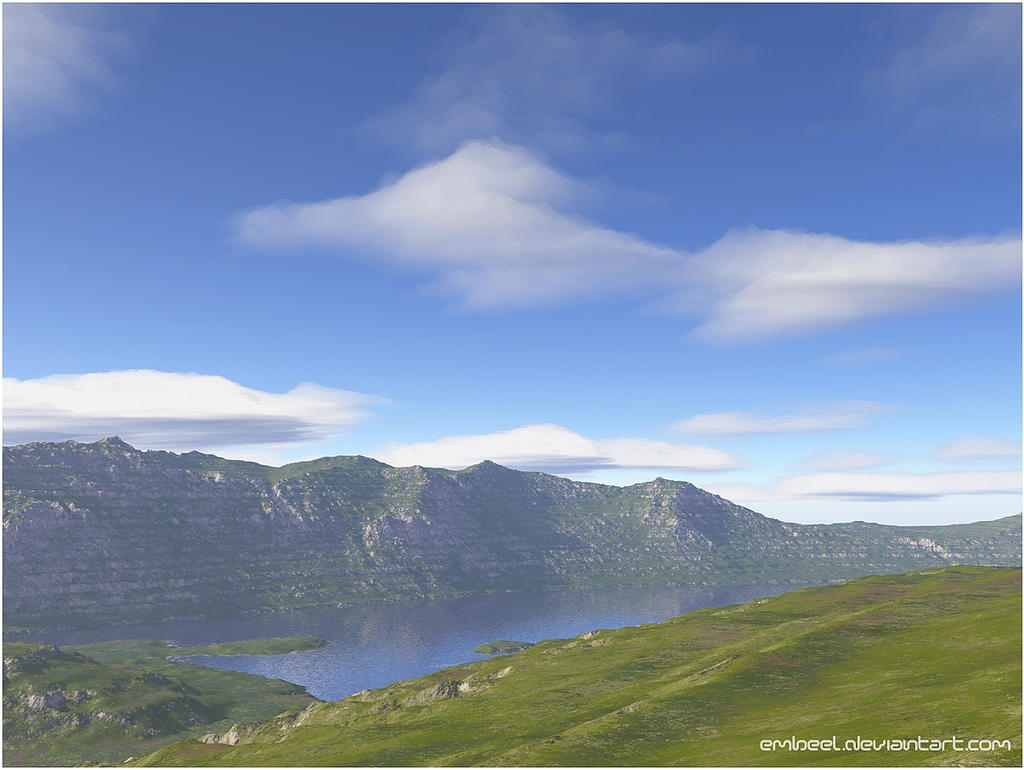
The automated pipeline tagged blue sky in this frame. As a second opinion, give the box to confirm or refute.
[3,3,1021,525]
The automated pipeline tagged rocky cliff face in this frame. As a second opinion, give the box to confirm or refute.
[4,438,1020,631]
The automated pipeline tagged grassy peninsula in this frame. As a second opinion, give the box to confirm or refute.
[2,636,322,766]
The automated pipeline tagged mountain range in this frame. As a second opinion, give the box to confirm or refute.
[4,437,1020,631]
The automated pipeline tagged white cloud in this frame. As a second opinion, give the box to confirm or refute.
[237,139,679,309]
[709,469,1021,504]
[3,370,385,454]
[937,436,1021,463]
[374,423,741,473]
[779,470,1021,502]
[238,142,1021,338]
[799,449,887,471]
[362,6,724,154]
[675,227,1021,342]
[3,5,129,132]
[672,401,892,436]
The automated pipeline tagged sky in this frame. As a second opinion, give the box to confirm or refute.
[3,2,1021,526]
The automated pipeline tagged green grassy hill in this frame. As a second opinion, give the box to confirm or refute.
[2,637,322,766]
[136,566,1021,767]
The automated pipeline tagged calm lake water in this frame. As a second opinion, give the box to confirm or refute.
[15,583,816,701]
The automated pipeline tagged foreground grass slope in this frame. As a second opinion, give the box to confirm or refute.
[2,637,322,766]
[138,567,1021,767]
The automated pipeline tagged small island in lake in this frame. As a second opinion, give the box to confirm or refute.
[171,636,328,657]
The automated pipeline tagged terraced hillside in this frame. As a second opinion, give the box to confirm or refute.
[4,437,1020,630]
[136,566,1022,767]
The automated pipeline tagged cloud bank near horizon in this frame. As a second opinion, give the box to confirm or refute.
[709,469,1021,505]
[3,370,384,454]
[5,375,1017,514]
[374,422,742,474]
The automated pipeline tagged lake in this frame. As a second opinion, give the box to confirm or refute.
[13,583,817,701]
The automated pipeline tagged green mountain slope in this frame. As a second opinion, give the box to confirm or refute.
[136,567,1021,767]
[2,637,320,766]
[4,438,1020,631]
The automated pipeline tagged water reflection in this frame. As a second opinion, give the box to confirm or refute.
[12,583,816,701]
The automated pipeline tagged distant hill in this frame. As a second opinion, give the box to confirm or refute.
[134,566,1022,767]
[4,437,1020,631]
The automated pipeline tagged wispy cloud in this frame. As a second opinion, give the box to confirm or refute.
[676,227,1021,342]
[871,4,1021,137]
[237,141,1021,338]
[3,370,385,454]
[375,423,742,473]
[672,401,892,436]
[936,436,1021,464]
[3,4,131,132]
[711,469,1021,504]
[362,6,726,155]
[798,449,888,471]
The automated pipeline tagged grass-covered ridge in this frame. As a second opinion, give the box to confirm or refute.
[2,636,321,766]
[136,566,1021,767]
